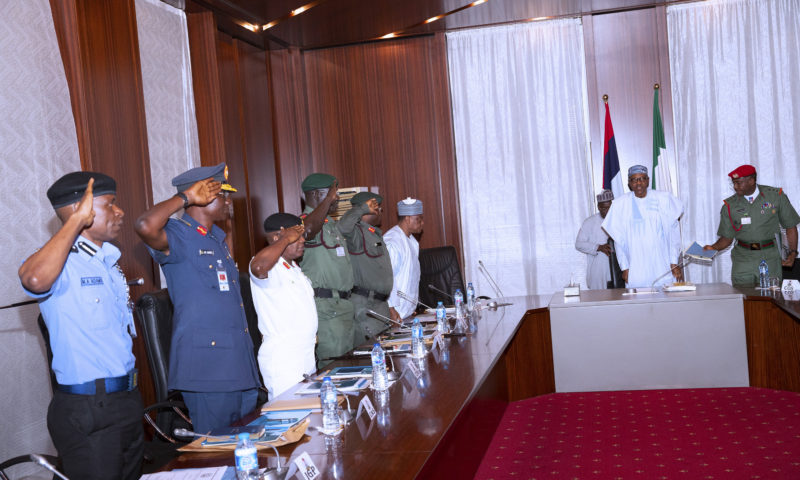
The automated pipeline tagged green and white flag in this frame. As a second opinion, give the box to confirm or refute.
[652,87,672,192]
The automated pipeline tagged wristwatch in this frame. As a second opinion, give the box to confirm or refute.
[176,192,189,209]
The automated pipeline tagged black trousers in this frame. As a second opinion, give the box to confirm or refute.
[48,386,144,480]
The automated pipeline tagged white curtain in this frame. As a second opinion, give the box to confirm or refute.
[447,19,592,297]
[668,0,800,283]
[135,0,201,204]
[0,0,80,471]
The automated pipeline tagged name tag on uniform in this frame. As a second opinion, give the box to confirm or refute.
[217,270,230,291]
[199,249,214,255]
[336,246,346,257]
[81,276,103,286]
[741,217,751,225]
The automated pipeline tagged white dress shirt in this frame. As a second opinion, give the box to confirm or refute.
[575,213,612,289]
[249,256,317,399]
[384,225,420,319]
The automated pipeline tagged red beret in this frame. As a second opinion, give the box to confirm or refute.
[728,164,756,179]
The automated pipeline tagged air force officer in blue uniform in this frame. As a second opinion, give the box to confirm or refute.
[135,163,260,433]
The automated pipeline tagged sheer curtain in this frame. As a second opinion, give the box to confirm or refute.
[135,0,201,204]
[668,0,800,283]
[447,20,592,297]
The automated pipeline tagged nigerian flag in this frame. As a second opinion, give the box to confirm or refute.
[652,86,671,192]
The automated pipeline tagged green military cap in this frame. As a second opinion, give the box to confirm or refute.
[351,192,383,206]
[301,173,337,192]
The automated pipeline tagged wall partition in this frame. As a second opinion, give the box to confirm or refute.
[447,19,593,296]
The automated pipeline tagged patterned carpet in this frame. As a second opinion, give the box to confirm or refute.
[476,388,800,479]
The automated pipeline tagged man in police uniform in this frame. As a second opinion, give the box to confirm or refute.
[299,173,356,366]
[704,164,800,285]
[19,172,143,480]
[339,192,392,345]
[135,163,260,433]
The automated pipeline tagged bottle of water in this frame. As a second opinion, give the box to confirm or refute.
[454,289,464,316]
[759,260,769,289]
[411,317,426,358]
[371,343,388,391]
[435,301,447,333]
[234,432,259,479]
[320,376,341,435]
[466,282,476,310]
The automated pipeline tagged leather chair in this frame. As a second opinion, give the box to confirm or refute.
[0,454,61,480]
[419,246,465,307]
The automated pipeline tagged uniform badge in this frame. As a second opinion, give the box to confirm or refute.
[324,218,329,223]
[196,225,208,236]
[283,261,291,269]
[368,227,375,233]
[199,249,214,255]
[81,276,103,286]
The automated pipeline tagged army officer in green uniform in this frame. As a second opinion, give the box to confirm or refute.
[339,192,393,346]
[299,173,356,367]
[704,164,800,285]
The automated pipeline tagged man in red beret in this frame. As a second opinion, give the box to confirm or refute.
[704,165,800,285]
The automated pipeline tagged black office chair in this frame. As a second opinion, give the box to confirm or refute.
[0,454,62,480]
[419,246,465,307]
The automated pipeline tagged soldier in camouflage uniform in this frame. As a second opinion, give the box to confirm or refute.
[299,173,355,367]
[704,165,799,286]
[339,192,393,346]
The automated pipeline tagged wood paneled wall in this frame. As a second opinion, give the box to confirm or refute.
[270,33,462,256]
[50,0,157,406]
[584,6,675,184]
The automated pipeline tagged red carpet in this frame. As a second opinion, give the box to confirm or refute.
[476,388,800,479]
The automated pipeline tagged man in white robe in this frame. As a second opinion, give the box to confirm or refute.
[385,198,423,321]
[249,213,317,399]
[576,190,614,289]
[602,165,684,288]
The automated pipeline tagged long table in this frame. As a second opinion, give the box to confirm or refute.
[159,284,800,478]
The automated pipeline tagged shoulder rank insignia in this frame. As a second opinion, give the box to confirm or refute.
[368,227,376,233]
[196,225,208,236]
[283,261,291,269]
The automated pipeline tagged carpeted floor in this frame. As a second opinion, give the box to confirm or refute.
[476,387,800,479]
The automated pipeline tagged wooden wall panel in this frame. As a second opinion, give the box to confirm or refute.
[50,0,156,407]
[273,34,461,254]
[584,7,675,189]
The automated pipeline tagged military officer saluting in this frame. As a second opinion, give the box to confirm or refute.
[704,164,800,285]
[339,191,393,345]
[299,173,356,367]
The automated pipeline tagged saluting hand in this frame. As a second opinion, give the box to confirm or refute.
[75,178,96,228]
[278,224,305,244]
[185,178,222,207]
[325,181,340,203]
[366,198,380,215]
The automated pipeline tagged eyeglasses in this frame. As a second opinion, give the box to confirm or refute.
[629,177,649,184]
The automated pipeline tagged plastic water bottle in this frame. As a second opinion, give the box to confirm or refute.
[466,282,476,310]
[411,317,426,358]
[320,376,341,435]
[454,289,464,316]
[435,301,447,333]
[759,260,769,289]
[234,432,259,479]
[371,343,389,391]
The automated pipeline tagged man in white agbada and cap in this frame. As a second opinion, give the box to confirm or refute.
[576,190,614,289]
[601,165,684,287]
[385,197,424,321]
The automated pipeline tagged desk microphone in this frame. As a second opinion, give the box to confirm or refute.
[30,454,69,480]
[126,277,144,286]
[427,284,454,302]
[478,260,505,298]
[367,310,407,329]
[398,291,434,311]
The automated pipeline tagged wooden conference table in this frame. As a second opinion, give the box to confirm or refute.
[162,283,800,479]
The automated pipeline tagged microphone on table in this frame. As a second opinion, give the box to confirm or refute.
[126,277,144,286]
[478,260,505,298]
[398,291,435,311]
[427,284,454,302]
[367,310,407,329]
[30,454,70,480]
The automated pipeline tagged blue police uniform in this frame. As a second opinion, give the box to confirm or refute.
[22,236,143,480]
[148,213,260,432]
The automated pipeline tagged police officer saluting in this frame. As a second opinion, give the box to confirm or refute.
[704,164,800,285]
[339,191,393,345]
[19,172,143,480]
[135,163,260,433]
[299,173,356,367]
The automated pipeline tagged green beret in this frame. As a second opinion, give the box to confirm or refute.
[301,173,336,192]
[350,192,382,206]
